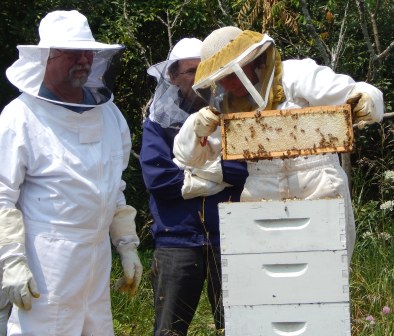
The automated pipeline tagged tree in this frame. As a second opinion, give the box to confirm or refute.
[0,0,392,243]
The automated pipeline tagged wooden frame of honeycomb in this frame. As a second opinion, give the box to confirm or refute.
[221,104,354,160]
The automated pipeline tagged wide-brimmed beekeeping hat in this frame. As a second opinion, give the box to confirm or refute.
[147,38,203,81]
[6,10,124,107]
[147,38,203,128]
[194,26,274,90]
[192,26,279,110]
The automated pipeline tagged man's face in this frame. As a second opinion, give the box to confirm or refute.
[170,59,202,105]
[45,49,94,89]
[218,62,258,97]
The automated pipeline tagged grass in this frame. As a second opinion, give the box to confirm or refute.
[350,201,394,335]
[111,249,154,336]
[111,248,219,336]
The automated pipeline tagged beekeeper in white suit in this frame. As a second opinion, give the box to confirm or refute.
[174,26,385,261]
[0,10,142,335]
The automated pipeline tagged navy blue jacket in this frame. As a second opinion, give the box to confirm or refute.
[139,118,248,248]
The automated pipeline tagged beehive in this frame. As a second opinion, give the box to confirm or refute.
[221,104,354,160]
[219,198,351,336]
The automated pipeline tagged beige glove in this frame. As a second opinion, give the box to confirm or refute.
[192,156,223,184]
[173,156,223,184]
[2,257,40,310]
[182,169,229,200]
[113,244,142,296]
[194,107,220,138]
[0,209,40,310]
[110,205,143,296]
[346,92,376,128]
[172,158,187,171]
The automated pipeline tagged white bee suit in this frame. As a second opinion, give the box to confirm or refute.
[0,93,131,335]
[0,10,136,335]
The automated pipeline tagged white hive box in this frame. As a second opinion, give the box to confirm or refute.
[219,198,347,254]
[221,104,354,160]
[221,250,349,306]
[224,303,351,336]
[218,198,351,336]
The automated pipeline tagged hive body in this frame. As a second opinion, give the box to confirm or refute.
[219,199,351,336]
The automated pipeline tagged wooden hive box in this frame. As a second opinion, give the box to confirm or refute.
[221,104,354,160]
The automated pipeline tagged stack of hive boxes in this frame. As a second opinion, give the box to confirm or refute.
[218,198,351,336]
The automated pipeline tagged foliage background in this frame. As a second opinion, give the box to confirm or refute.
[0,0,393,334]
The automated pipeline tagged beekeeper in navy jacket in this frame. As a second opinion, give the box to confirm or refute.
[139,37,248,335]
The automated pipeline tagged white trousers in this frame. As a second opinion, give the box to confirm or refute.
[241,154,356,259]
[7,228,114,336]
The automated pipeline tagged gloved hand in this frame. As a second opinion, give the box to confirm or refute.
[192,156,223,184]
[114,244,143,296]
[110,205,143,296]
[2,257,40,310]
[173,157,187,171]
[194,107,220,138]
[173,156,223,184]
[182,169,229,199]
[0,208,40,311]
[346,92,376,128]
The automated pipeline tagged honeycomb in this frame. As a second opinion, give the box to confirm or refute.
[221,104,354,160]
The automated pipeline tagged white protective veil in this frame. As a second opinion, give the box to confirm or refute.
[6,10,124,108]
[147,37,203,128]
[193,26,282,112]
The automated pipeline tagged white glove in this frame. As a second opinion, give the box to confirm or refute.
[173,156,223,184]
[114,244,143,296]
[0,271,10,309]
[0,208,40,311]
[193,107,220,138]
[173,158,187,171]
[182,169,228,200]
[110,205,143,296]
[346,92,376,127]
[192,156,223,184]
[2,257,40,310]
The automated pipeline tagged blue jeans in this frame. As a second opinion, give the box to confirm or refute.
[151,246,224,336]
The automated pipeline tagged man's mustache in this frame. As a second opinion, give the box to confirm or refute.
[70,64,91,76]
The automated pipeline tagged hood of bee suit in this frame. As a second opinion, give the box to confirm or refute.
[193,26,284,111]
[147,38,203,128]
[6,10,124,108]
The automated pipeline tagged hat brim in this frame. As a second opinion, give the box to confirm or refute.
[147,59,177,80]
[29,40,124,50]
[147,56,201,81]
[194,32,274,90]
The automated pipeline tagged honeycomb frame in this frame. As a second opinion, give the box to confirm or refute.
[221,104,354,160]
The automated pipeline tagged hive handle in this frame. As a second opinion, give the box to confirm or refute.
[272,321,307,335]
[263,263,308,278]
[254,218,309,231]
